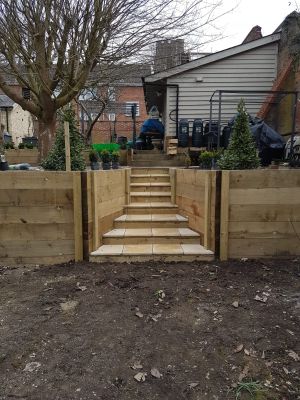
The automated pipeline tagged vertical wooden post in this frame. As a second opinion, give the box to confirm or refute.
[220,171,230,261]
[64,121,71,171]
[170,168,176,204]
[204,172,211,249]
[125,168,131,204]
[92,172,99,250]
[73,172,83,261]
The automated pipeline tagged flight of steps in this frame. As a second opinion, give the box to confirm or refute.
[90,167,214,262]
[130,150,185,167]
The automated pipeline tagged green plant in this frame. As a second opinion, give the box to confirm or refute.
[4,141,14,149]
[199,151,214,168]
[41,107,86,171]
[89,149,99,163]
[111,151,120,163]
[218,99,260,170]
[233,380,265,399]
[100,150,111,163]
[18,142,25,149]
[184,152,191,168]
[25,143,34,149]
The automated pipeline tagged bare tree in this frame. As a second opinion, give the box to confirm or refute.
[0,0,229,158]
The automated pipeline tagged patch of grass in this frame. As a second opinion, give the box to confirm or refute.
[233,380,266,399]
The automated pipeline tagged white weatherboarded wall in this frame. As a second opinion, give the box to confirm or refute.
[166,43,278,136]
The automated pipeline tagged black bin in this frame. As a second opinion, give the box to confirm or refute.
[22,136,38,147]
[192,119,204,147]
[178,119,189,147]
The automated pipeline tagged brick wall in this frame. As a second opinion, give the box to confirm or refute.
[90,86,148,143]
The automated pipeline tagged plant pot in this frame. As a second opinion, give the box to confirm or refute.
[112,162,119,169]
[102,162,111,170]
[91,161,100,170]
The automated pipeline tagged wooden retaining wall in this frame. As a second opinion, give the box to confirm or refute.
[82,169,129,256]
[5,149,39,166]
[175,169,218,252]
[0,171,83,265]
[220,170,300,260]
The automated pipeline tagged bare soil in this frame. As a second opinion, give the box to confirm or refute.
[0,259,299,400]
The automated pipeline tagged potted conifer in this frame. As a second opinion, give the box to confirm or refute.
[111,151,120,169]
[89,149,100,170]
[100,150,111,170]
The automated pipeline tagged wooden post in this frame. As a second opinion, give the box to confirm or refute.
[64,121,71,171]
[204,172,211,249]
[92,172,99,250]
[220,171,230,261]
[73,172,83,261]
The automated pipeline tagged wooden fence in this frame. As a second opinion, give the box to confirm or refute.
[220,170,300,260]
[0,171,82,265]
[175,169,219,252]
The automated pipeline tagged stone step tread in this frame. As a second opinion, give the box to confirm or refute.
[131,174,170,178]
[115,214,188,222]
[130,192,172,196]
[91,244,213,256]
[130,183,171,187]
[103,228,200,238]
[126,202,178,208]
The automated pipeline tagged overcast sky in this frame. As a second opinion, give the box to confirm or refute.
[203,0,299,52]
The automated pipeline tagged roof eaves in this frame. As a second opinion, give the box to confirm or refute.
[144,33,281,83]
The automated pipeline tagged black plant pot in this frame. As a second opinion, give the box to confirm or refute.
[112,162,119,169]
[91,161,100,170]
[102,162,111,170]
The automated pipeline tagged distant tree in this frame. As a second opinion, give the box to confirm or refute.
[0,0,230,159]
[218,99,260,170]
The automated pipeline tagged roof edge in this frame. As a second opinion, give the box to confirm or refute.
[144,33,281,83]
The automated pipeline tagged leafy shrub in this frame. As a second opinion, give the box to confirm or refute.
[218,99,260,170]
[100,150,111,163]
[111,151,120,162]
[4,141,14,149]
[18,142,25,149]
[41,107,86,171]
[199,151,214,168]
[89,149,99,163]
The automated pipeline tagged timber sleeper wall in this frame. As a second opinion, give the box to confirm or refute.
[175,169,218,252]
[220,170,300,260]
[0,171,83,265]
[82,169,129,256]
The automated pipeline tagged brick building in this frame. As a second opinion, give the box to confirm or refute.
[79,64,151,144]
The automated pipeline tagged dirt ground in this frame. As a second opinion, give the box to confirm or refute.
[0,259,299,400]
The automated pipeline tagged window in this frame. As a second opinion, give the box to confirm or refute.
[124,101,140,117]
[107,113,116,121]
[79,88,97,101]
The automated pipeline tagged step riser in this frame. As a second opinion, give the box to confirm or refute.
[114,221,189,229]
[130,196,172,203]
[130,185,171,192]
[125,207,178,215]
[131,168,169,175]
[103,237,200,245]
[131,161,184,167]
[131,176,170,183]
[90,254,214,263]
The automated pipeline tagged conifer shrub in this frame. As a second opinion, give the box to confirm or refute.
[41,108,86,171]
[218,99,260,170]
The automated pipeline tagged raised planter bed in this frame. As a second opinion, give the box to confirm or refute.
[5,149,39,166]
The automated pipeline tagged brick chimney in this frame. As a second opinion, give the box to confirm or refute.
[242,26,262,44]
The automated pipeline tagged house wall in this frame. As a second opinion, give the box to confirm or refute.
[166,43,278,136]
[90,86,148,143]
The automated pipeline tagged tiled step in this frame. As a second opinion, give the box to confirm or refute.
[130,183,171,192]
[125,202,178,214]
[90,244,214,263]
[130,174,170,183]
[102,228,200,245]
[131,168,169,175]
[114,214,188,228]
[130,192,172,203]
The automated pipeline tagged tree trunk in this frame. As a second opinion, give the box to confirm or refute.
[37,117,57,161]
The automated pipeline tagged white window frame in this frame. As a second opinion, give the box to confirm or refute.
[124,101,140,117]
